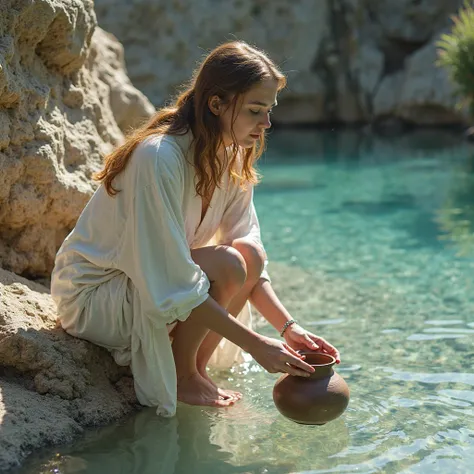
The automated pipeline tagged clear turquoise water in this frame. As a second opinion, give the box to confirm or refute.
[20,130,474,473]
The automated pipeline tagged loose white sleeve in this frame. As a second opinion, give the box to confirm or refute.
[118,140,211,329]
[218,184,271,282]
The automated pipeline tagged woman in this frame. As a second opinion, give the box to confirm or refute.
[51,41,340,417]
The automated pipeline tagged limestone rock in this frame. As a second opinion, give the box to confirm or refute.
[362,0,461,44]
[0,0,154,278]
[351,43,385,113]
[272,73,326,124]
[398,42,463,124]
[94,0,467,126]
[373,72,405,119]
[0,267,138,471]
[94,0,331,124]
[373,42,466,124]
[90,28,156,133]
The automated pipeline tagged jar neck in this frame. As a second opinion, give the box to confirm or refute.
[308,366,334,380]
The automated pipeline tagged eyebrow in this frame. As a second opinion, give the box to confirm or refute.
[248,101,278,107]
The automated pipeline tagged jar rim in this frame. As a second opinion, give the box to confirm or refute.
[298,351,336,367]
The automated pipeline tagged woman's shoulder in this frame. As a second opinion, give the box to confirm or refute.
[135,133,184,163]
[132,131,194,179]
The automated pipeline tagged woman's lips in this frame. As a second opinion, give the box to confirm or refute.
[250,133,260,139]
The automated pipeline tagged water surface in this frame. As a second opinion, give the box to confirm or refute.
[19,129,474,473]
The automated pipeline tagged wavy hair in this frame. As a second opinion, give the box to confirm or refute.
[94,40,286,197]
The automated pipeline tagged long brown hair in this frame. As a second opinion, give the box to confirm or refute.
[94,40,286,197]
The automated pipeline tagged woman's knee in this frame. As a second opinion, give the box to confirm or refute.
[211,245,247,299]
[231,238,265,283]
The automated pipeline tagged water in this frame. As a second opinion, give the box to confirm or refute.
[18,129,474,473]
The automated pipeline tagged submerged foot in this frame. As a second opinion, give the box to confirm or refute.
[198,366,243,401]
[177,372,239,408]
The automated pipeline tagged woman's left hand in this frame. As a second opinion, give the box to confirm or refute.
[283,323,341,364]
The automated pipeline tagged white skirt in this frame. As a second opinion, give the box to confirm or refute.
[57,266,251,371]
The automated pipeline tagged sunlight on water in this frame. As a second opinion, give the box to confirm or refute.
[18,130,474,474]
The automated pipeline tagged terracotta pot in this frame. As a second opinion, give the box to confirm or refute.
[273,352,349,425]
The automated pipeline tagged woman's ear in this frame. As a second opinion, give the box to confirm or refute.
[208,95,222,116]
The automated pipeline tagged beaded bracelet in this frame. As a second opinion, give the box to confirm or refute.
[280,319,297,337]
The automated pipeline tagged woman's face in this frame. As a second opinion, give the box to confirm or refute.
[210,78,279,149]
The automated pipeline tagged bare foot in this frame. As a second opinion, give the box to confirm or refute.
[198,365,243,401]
[177,372,238,407]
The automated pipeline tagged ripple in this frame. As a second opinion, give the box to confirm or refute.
[306,318,346,326]
[439,389,474,404]
[425,320,465,326]
[383,368,474,386]
[407,333,468,341]
[337,364,362,373]
[423,328,474,334]
[210,397,273,425]
[389,397,423,408]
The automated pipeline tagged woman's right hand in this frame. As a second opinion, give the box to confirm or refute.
[248,335,316,377]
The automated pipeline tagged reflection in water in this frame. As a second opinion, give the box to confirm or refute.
[34,405,278,474]
[436,171,474,257]
[340,193,417,216]
[30,402,338,474]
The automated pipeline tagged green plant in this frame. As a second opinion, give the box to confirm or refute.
[437,1,474,117]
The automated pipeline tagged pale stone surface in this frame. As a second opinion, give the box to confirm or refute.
[94,0,332,122]
[0,0,154,278]
[373,72,406,118]
[94,0,467,126]
[398,42,462,124]
[373,42,464,124]
[271,73,326,124]
[90,28,156,133]
[362,0,460,43]
[0,267,138,472]
[351,43,385,114]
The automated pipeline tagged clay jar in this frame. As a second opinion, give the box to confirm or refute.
[273,352,349,425]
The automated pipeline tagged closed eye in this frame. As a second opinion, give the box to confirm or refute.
[250,108,274,115]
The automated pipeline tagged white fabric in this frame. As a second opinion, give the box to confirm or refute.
[51,130,270,417]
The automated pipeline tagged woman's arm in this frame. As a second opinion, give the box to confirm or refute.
[250,278,341,363]
[187,294,315,376]
[250,278,292,332]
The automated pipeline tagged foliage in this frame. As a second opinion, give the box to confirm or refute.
[437,1,474,118]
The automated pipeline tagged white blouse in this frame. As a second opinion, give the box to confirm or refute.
[51,130,270,416]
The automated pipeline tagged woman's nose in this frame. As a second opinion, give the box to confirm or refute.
[260,113,272,129]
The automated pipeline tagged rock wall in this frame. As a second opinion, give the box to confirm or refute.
[0,0,155,278]
[0,268,138,471]
[0,1,158,470]
[94,0,467,126]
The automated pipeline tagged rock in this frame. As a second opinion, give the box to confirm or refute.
[373,42,466,125]
[362,0,462,44]
[0,267,138,472]
[94,0,331,124]
[0,0,155,278]
[89,28,156,133]
[373,71,406,119]
[351,43,385,113]
[272,73,326,124]
[93,0,468,127]
[398,41,464,124]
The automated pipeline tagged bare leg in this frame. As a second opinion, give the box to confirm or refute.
[172,308,237,407]
[196,278,256,380]
[171,245,247,407]
[196,239,265,383]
